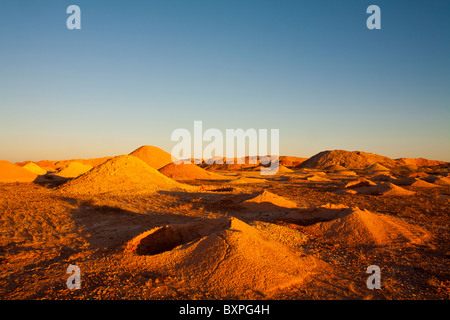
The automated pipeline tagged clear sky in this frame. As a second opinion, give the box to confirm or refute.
[1,0,449,162]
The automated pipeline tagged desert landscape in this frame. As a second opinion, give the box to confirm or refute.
[0,146,448,300]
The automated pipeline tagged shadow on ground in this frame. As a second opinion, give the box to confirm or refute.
[61,196,204,250]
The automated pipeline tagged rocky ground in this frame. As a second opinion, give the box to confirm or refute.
[0,169,449,300]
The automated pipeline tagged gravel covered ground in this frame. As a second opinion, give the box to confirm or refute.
[0,169,448,300]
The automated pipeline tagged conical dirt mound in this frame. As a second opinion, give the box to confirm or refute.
[422,175,450,186]
[365,163,390,172]
[353,182,415,196]
[410,180,438,187]
[59,155,191,195]
[279,156,308,167]
[408,172,429,178]
[129,145,175,170]
[216,190,297,212]
[126,217,328,297]
[22,163,47,175]
[393,177,437,187]
[240,190,298,212]
[332,170,357,176]
[0,160,38,183]
[370,174,396,182]
[227,176,268,184]
[253,164,293,175]
[56,161,93,178]
[302,207,431,246]
[283,203,356,225]
[305,175,331,182]
[159,162,227,180]
[345,178,377,188]
[275,165,294,173]
[325,164,347,171]
[126,218,231,255]
[53,157,112,171]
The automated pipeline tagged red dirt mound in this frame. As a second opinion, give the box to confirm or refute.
[393,177,437,188]
[54,157,112,170]
[159,162,227,180]
[126,217,330,297]
[421,176,450,186]
[410,180,438,188]
[332,170,358,176]
[365,163,390,173]
[345,178,377,188]
[279,156,308,167]
[22,163,47,175]
[353,183,415,196]
[217,190,297,212]
[325,164,347,171]
[227,176,268,184]
[126,218,231,255]
[16,160,58,171]
[0,160,38,183]
[240,190,298,212]
[369,174,397,182]
[59,155,192,195]
[305,175,331,182]
[258,164,293,175]
[301,206,431,246]
[408,172,429,178]
[275,165,294,173]
[56,161,93,178]
[129,145,175,170]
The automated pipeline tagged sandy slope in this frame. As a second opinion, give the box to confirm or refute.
[159,162,227,180]
[0,160,38,182]
[59,155,194,195]
[129,145,174,170]
[126,217,330,297]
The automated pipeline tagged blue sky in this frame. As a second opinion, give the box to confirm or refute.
[0,0,449,162]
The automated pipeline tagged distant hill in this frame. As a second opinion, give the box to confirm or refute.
[395,158,446,167]
[298,150,447,170]
[298,150,397,169]
[279,156,308,167]
[16,157,112,171]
